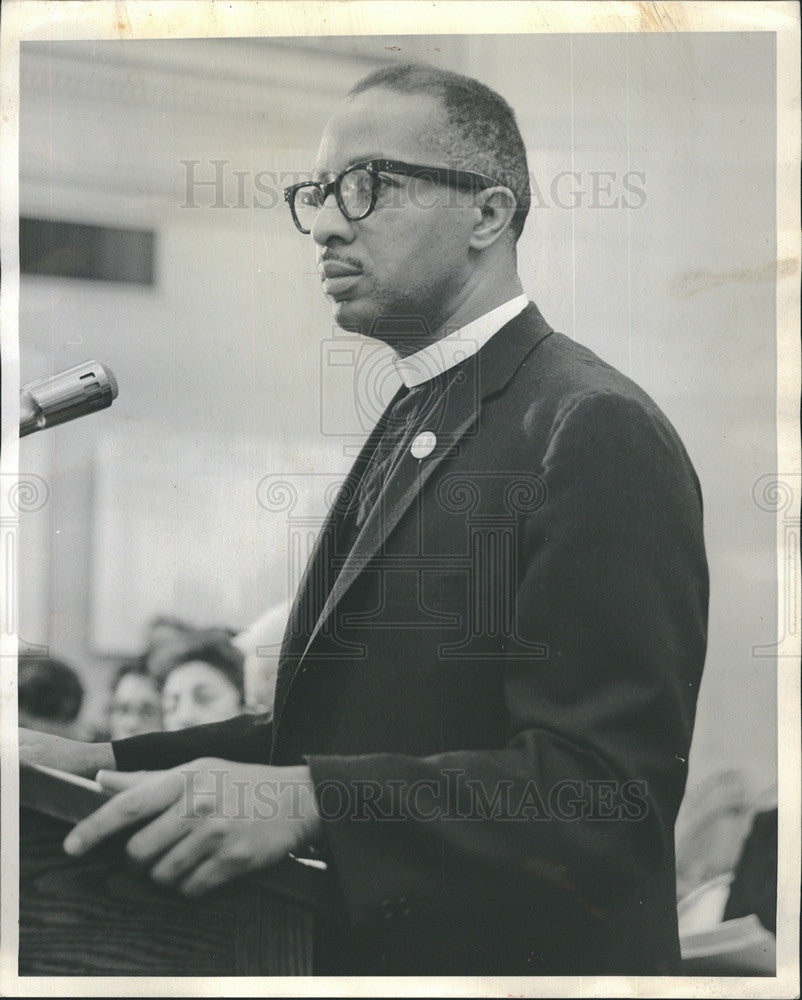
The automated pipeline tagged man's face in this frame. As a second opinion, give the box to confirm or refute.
[161,660,242,732]
[109,673,162,741]
[311,88,477,339]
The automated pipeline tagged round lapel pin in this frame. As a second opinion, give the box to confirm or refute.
[411,431,437,459]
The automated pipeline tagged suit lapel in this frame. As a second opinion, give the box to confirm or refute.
[271,393,402,722]
[299,303,554,665]
[301,370,481,660]
[272,303,554,732]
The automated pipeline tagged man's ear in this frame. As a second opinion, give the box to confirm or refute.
[469,187,517,250]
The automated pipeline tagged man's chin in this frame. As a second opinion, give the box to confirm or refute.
[328,297,374,334]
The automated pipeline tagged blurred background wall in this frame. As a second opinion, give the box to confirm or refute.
[17,34,777,824]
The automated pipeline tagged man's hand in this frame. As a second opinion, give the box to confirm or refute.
[20,727,115,777]
[63,758,322,897]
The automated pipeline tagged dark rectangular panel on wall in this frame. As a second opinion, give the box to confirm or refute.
[20,217,155,284]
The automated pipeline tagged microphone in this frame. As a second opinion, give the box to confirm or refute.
[19,361,119,437]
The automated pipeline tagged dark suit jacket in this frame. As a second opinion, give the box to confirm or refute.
[115,303,708,974]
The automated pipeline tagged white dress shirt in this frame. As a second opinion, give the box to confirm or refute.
[392,294,529,388]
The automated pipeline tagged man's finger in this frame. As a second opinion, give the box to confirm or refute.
[178,849,251,898]
[148,822,223,887]
[125,797,211,869]
[96,769,153,791]
[64,770,183,856]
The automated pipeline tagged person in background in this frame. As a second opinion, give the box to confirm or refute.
[230,598,293,713]
[146,619,237,678]
[18,655,85,739]
[143,614,194,658]
[723,806,778,934]
[157,635,245,732]
[107,658,163,741]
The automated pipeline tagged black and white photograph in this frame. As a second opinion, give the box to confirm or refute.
[1,1,799,994]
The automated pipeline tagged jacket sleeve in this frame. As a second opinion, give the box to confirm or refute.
[112,712,273,771]
[305,390,709,927]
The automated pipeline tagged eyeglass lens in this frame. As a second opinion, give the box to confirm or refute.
[293,167,374,231]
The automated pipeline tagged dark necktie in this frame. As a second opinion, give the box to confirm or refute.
[352,377,444,533]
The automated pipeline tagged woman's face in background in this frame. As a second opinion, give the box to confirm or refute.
[109,673,162,741]
[161,660,242,731]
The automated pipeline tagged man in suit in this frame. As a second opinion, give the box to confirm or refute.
[20,63,708,974]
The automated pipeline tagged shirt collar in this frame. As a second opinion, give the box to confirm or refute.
[393,294,529,388]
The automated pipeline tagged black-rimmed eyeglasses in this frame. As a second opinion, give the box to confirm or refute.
[283,158,506,235]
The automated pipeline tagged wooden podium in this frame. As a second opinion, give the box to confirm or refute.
[19,766,343,976]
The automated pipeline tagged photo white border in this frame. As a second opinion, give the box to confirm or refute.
[1,2,799,997]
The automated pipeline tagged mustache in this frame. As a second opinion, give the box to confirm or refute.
[318,251,363,269]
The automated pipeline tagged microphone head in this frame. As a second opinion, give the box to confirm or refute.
[104,365,119,400]
[20,360,119,436]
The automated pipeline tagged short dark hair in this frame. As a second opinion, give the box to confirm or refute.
[111,655,155,694]
[349,63,531,241]
[19,655,84,722]
[158,634,245,699]
[146,615,194,642]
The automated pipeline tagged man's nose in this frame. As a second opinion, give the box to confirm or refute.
[169,706,194,730]
[311,192,355,246]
